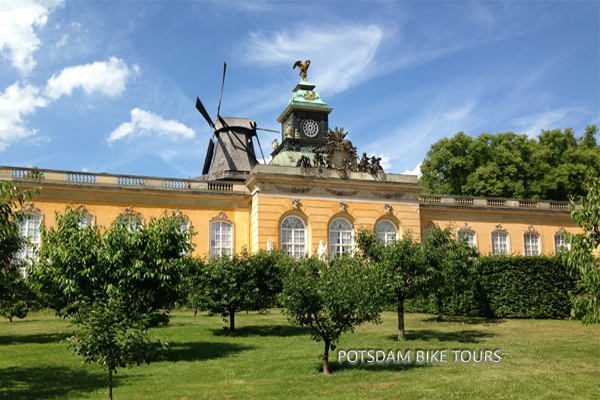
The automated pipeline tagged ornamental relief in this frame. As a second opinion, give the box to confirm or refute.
[338,202,348,213]
[291,199,301,210]
[555,226,567,236]
[119,206,145,225]
[209,210,233,224]
[492,223,509,234]
[372,191,407,200]
[16,201,43,216]
[171,208,191,226]
[274,185,313,194]
[524,225,540,236]
[384,204,393,215]
[457,222,476,234]
[324,188,360,197]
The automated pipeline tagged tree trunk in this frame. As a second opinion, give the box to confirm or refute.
[437,295,444,322]
[323,339,331,375]
[9,317,12,322]
[109,370,113,400]
[397,296,405,340]
[194,306,197,317]
[229,309,235,332]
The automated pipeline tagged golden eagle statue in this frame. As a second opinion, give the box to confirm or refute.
[293,60,311,78]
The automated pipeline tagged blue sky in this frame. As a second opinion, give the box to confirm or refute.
[1,0,598,178]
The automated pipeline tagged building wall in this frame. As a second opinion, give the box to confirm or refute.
[419,205,581,255]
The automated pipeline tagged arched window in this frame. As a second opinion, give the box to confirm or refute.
[72,204,95,228]
[491,232,508,255]
[117,206,144,232]
[14,202,43,263]
[280,216,306,258]
[554,227,568,253]
[210,221,232,256]
[376,220,397,244]
[457,223,477,249]
[329,218,353,257]
[523,226,541,256]
[16,214,41,260]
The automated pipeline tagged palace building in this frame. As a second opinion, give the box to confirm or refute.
[4,66,580,261]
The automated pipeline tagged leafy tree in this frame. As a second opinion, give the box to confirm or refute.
[201,249,289,331]
[0,182,40,321]
[356,228,428,340]
[420,125,599,200]
[280,255,383,375]
[29,206,193,399]
[422,225,478,322]
[420,132,474,196]
[565,177,600,324]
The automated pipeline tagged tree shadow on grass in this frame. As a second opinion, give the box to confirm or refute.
[0,333,69,346]
[0,366,110,400]
[209,325,311,338]
[323,360,431,374]
[388,329,497,344]
[419,316,504,325]
[162,341,256,363]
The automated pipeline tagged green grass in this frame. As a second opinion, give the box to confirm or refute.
[1,310,598,399]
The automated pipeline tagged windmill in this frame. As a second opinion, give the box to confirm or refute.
[196,63,272,181]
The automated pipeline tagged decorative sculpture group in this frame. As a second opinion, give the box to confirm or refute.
[295,127,384,175]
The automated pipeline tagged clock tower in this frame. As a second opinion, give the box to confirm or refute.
[270,72,333,167]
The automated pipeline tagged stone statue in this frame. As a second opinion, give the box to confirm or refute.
[293,60,311,78]
[318,240,328,261]
[266,238,274,252]
[271,139,279,150]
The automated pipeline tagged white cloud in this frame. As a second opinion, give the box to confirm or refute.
[402,163,422,177]
[243,25,383,94]
[0,0,64,75]
[56,33,68,47]
[44,57,139,100]
[108,108,195,143]
[0,81,48,150]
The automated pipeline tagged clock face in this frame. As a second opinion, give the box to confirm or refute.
[302,119,319,138]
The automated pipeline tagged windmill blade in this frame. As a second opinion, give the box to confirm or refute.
[202,138,215,175]
[256,127,280,133]
[216,62,227,120]
[196,96,215,130]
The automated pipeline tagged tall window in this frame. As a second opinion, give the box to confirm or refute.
[329,218,353,257]
[524,234,540,256]
[211,221,232,256]
[458,231,476,248]
[376,220,397,244]
[16,214,41,260]
[281,216,306,259]
[119,217,142,232]
[79,215,94,228]
[491,232,508,255]
[554,234,567,253]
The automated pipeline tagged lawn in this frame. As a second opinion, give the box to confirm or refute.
[1,310,598,399]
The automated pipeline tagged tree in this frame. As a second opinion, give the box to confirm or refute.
[422,224,478,322]
[0,182,39,321]
[280,255,383,375]
[565,177,600,324]
[201,249,289,332]
[29,206,193,399]
[356,228,428,340]
[420,126,599,200]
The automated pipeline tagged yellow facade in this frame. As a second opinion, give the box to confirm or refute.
[2,164,581,258]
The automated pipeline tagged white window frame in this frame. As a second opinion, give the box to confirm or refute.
[491,224,510,255]
[457,223,477,249]
[523,226,542,256]
[280,215,307,259]
[117,206,144,232]
[554,227,569,253]
[16,214,42,261]
[329,218,354,258]
[376,220,398,244]
[523,234,540,256]
[209,211,234,256]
